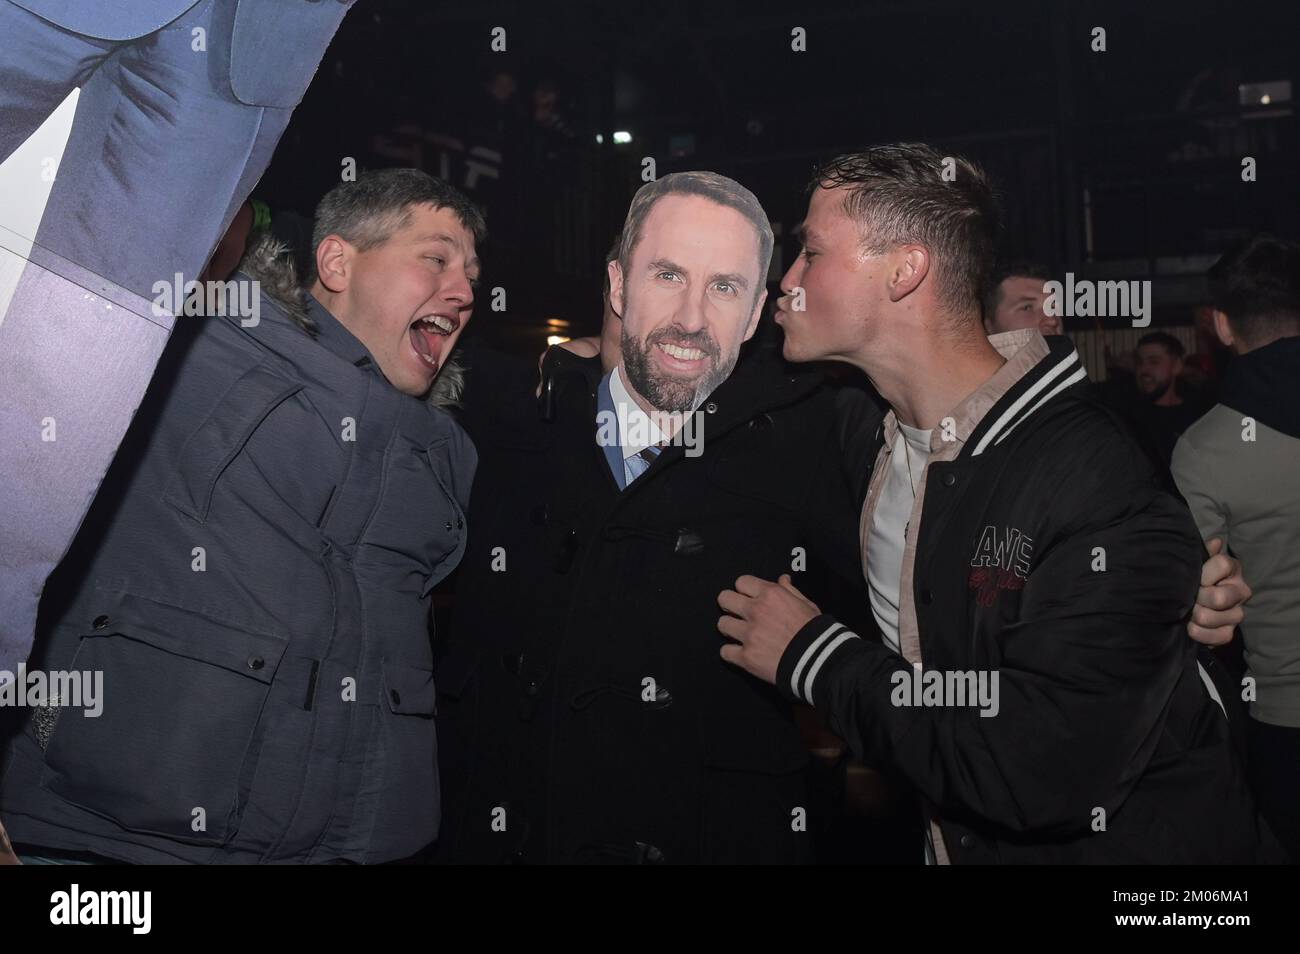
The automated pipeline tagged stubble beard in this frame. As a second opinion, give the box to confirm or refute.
[621,323,733,414]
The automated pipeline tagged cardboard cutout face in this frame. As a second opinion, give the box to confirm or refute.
[608,185,768,416]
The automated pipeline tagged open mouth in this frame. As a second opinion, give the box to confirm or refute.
[409,314,458,374]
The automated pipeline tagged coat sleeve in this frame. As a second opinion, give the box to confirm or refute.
[775,444,1203,838]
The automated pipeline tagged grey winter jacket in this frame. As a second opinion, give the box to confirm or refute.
[0,238,475,862]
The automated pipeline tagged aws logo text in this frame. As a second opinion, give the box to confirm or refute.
[968,525,1033,607]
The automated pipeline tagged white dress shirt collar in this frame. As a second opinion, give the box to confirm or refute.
[610,365,667,461]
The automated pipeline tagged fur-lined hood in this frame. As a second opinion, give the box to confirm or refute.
[236,232,465,408]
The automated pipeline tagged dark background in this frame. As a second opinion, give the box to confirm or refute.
[255,0,1300,353]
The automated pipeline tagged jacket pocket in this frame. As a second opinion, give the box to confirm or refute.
[383,661,437,717]
[40,591,288,846]
[365,661,440,857]
[163,363,303,523]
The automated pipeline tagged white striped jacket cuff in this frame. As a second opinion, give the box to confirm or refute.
[776,615,863,706]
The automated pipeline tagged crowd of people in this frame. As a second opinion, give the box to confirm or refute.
[3,136,1297,864]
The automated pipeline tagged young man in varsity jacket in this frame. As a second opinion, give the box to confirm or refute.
[717,143,1280,864]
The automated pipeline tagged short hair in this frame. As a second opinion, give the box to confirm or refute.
[1137,331,1185,359]
[617,172,773,304]
[809,143,1000,317]
[309,168,486,283]
[983,260,1052,323]
[1207,234,1300,347]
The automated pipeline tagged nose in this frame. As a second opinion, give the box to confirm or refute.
[671,285,709,333]
[440,265,474,310]
[779,257,803,299]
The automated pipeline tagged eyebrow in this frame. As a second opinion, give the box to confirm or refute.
[711,272,750,291]
[416,233,480,273]
[795,226,826,250]
[648,258,687,276]
[647,258,749,291]
[795,222,820,245]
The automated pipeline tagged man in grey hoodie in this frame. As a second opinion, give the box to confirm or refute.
[1173,233,1300,861]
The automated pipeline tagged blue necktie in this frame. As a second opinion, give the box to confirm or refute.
[624,445,661,487]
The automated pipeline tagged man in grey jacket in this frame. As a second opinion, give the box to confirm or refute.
[1173,233,1300,861]
[0,168,479,863]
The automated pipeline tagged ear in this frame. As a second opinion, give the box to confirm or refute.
[888,245,929,303]
[314,235,352,293]
[741,288,768,343]
[607,259,626,320]
[1212,309,1235,350]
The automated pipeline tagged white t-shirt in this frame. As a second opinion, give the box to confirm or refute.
[864,421,935,865]
[865,422,933,656]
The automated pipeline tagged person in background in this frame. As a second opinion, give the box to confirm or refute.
[199,199,257,284]
[1184,303,1231,393]
[536,234,623,376]
[1173,233,1300,861]
[1124,331,1206,467]
[981,261,1061,336]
